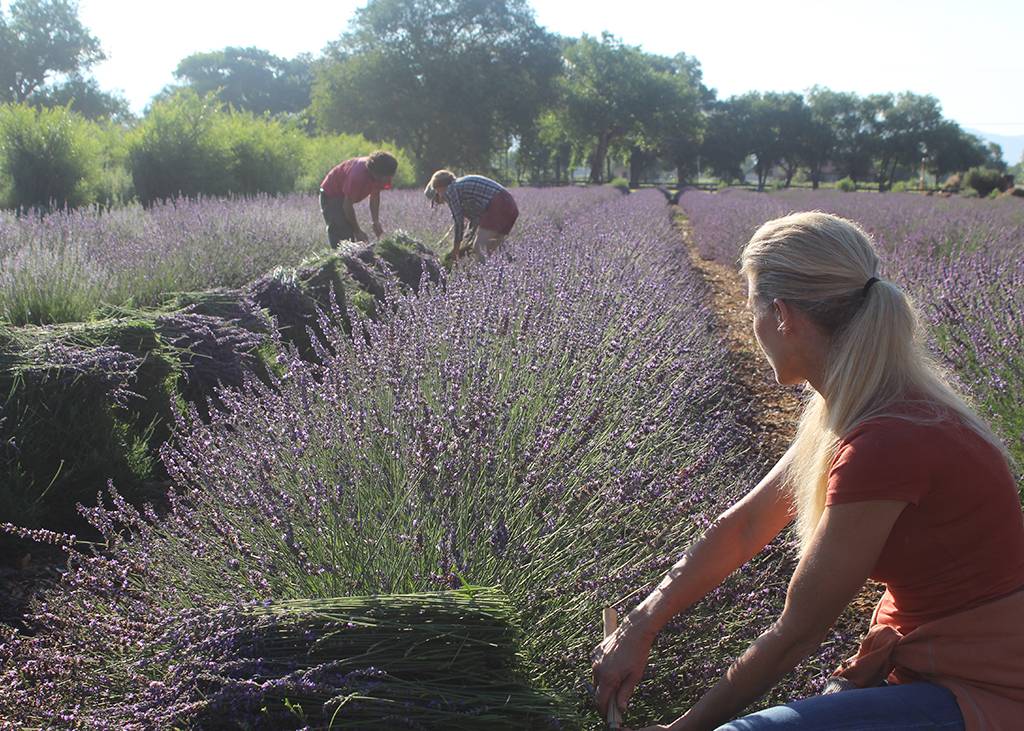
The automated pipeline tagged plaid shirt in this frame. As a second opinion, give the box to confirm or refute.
[446,175,507,246]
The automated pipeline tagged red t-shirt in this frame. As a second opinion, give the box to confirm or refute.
[827,404,1024,635]
[320,157,390,202]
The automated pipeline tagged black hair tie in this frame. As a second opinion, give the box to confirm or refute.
[863,277,879,295]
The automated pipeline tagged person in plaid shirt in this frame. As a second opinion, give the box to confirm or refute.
[424,170,519,261]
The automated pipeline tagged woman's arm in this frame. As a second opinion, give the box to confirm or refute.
[593,445,798,717]
[663,498,907,731]
[342,197,367,241]
[370,190,383,237]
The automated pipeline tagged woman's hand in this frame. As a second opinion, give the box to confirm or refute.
[591,617,655,721]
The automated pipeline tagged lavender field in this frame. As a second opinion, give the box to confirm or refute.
[1,187,1021,728]
[680,189,1024,477]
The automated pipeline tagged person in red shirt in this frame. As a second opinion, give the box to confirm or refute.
[319,150,397,247]
[591,211,1024,730]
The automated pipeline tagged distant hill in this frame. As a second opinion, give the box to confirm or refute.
[967,129,1024,166]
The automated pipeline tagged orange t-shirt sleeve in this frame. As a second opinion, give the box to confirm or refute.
[826,421,932,507]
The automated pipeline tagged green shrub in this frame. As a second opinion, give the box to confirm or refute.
[220,112,305,196]
[298,133,417,192]
[91,121,135,207]
[836,176,856,192]
[0,104,101,211]
[128,90,234,204]
[608,177,630,194]
[964,167,1006,198]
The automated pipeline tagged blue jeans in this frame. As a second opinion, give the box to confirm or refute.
[717,682,965,730]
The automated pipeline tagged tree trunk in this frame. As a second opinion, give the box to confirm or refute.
[590,133,609,184]
[629,147,643,189]
[677,164,685,188]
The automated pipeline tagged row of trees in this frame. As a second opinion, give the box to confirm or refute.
[2,0,1020,207]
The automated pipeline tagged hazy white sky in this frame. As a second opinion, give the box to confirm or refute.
[78,0,1024,138]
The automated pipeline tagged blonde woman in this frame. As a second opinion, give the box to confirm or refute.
[424,170,519,261]
[592,212,1024,730]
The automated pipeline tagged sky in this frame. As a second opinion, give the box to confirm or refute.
[76,0,1024,157]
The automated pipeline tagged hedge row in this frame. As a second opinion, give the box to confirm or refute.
[0,92,417,211]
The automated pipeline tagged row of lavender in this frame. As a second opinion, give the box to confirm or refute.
[681,189,1024,476]
[0,189,476,326]
[0,189,616,538]
[0,191,851,728]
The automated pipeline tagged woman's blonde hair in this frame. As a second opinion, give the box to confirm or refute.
[740,211,1007,554]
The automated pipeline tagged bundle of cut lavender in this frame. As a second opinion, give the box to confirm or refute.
[191,586,565,730]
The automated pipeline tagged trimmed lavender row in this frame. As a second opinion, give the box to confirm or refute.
[0,187,620,325]
[680,190,1024,474]
[0,190,842,728]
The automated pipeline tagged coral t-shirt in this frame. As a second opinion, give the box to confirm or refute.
[826,404,1024,635]
[320,157,390,202]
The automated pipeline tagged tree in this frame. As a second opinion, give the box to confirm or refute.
[516,109,577,185]
[863,92,944,191]
[927,121,987,181]
[29,73,132,122]
[558,34,669,184]
[0,0,103,102]
[648,53,708,186]
[700,99,748,184]
[173,47,313,117]
[803,87,860,189]
[725,92,805,191]
[825,94,875,186]
[770,92,813,187]
[312,0,560,182]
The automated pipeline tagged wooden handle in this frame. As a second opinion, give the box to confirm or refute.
[603,607,623,729]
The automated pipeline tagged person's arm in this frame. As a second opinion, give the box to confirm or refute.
[342,197,367,241]
[656,498,907,731]
[594,445,798,717]
[370,190,383,238]
[450,205,465,255]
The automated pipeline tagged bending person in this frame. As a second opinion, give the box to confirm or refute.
[592,211,1024,730]
[424,170,519,261]
[319,150,397,247]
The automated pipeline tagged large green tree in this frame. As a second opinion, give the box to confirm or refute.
[0,0,103,102]
[173,47,313,117]
[312,0,560,181]
[655,52,712,185]
[863,92,945,191]
[803,87,859,189]
[927,121,988,181]
[558,34,669,184]
[726,92,808,191]
[699,99,749,184]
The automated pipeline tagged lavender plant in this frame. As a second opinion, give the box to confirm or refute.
[0,188,619,326]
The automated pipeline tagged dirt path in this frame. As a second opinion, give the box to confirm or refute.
[675,213,803,454]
